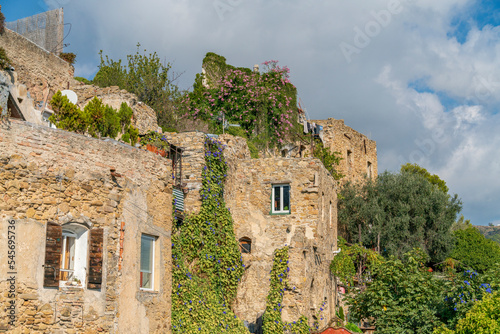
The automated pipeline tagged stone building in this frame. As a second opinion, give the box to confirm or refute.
[312,118,378,183]
[0,120,173,333]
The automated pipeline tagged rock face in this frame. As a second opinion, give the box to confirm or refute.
[0,120,172,333]
[70,84,160,135]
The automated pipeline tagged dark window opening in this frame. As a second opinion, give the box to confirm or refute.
[239,237,252,254]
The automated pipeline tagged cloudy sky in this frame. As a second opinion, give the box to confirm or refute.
[4,0,500,226]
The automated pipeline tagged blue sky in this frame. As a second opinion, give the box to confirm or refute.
[3,1,48,22]
[4,0,500,226]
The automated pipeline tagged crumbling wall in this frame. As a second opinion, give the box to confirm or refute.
[313,118,378,183]
[0,28,73,105]
[0,120,172,333]
[225,157,338,332]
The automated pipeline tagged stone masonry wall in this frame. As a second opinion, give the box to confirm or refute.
[0,120,172,333]
[0,29,74,105]
[313,118,377,184]
[225,157,338,332]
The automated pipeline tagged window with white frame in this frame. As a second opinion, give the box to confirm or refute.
[60,224,88,286]
[140,234,155,290]
[272,184,291,214]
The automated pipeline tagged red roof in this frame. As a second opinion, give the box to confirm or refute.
[316,328,354,334]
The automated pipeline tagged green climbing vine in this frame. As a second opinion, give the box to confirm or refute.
[262,246,311,334]
[171,137,248,333]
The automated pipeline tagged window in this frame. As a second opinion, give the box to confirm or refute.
[140,234,155,290]
[43,222,103,289]
[367,162,373,179]
[239,237,252,254]
[272,184,290,214]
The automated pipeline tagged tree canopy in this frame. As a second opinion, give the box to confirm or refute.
[338,167,461,264]
[450,226,500,273]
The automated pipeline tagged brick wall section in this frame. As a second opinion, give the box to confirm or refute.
[226,157,338,332]
[0,120,173,333]
[312,118,378,183]
[0,29,74,105]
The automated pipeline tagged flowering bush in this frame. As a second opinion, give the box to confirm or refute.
[177,53,300,150]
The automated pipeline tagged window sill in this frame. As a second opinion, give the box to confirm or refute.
[139,288,158,293]
[269,211,291,216]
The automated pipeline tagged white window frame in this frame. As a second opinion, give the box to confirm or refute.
[59,224,89,288]
[272,184,291,214]
[140,234,155,291]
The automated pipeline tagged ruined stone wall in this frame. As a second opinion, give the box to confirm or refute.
[69,84,160,135]
[0,29,74,105]
[313,118,377,183]
[225,157,338,332]
[0,120,172,333]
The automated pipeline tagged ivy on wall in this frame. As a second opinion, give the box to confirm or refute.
[262,246,311,334]
[171,137,248,333]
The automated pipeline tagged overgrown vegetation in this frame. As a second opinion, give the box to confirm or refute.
[171,138,247,333]
[59,52,76,65]
[0,47,10,69]
[312,139,344,180]
[93,44,181,129]
[262,246,310,334]
[49,91,138,143]
[177,54,302,152]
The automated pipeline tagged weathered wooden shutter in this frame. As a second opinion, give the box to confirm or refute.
[43,222,62,287]
[87,228,104,289]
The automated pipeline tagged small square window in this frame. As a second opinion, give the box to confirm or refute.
[272,184,291,214]
[140,235,155,290]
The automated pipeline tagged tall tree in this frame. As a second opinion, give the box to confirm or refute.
[338,169,461,263]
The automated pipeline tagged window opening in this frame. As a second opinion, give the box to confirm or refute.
[140,234,155,290]
[60,231,76,281]
[239,237,252,254]
[367,161,373,179]
[272,184,290,214]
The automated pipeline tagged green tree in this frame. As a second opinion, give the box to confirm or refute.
[93,45,180,129]
[339,170,461,264]
[401,163,449,194]
[450,226,500,273]
[49,91,87,134]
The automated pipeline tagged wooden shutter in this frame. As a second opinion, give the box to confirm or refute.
[43,222,62,287]
[87,228,104,289]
